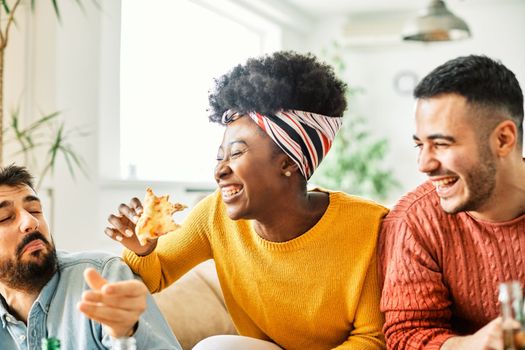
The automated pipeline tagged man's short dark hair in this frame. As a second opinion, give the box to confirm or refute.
[0,164,35,190]
[414,55,524,146]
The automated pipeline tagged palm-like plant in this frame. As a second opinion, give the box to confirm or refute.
[6,107,88,188]
[0,0,91,185]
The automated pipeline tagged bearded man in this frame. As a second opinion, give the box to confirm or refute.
[379,55,525,350]
[0,165,180,349]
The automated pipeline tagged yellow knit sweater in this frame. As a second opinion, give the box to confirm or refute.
[124,189,387,350]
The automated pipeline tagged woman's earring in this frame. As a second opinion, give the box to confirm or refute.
[284,171,291,177]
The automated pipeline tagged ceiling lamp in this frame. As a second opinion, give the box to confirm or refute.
[402,0,471,42]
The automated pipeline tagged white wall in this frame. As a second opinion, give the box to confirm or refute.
[18,1,111,252]
[296,0,525,204]
[5,0,524,252]
[6,1,210,254]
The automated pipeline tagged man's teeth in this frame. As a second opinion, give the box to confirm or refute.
[433,178,456,187]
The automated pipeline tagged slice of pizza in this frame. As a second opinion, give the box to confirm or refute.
[135,188,187,246]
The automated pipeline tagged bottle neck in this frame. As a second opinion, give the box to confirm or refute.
[112,336,136,350]
[41,337,61,350]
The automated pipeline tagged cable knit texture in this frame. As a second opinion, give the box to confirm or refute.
[124,189,388,350]
[379,181,525,350]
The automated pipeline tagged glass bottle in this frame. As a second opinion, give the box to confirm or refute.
[41,337,61,350]
[112,336,136,350]
[500,281,524,350]
[500,282,518,350]
[514,283,525,350]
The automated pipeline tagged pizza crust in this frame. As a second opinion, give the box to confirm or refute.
[135,188,187,246]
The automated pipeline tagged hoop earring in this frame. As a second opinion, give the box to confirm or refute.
[284,171,291,177]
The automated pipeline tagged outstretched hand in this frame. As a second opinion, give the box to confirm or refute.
[77,268,148,338]
[105,197,157,256]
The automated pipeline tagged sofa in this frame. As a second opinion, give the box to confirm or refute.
[153,260,237,349]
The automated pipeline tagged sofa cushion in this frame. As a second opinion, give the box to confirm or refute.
[153,260,237,350]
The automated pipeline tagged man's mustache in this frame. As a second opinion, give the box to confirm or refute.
[427,170,457,177]
[16,231,51,257]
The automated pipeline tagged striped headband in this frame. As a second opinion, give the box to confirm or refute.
[222,109,343,179]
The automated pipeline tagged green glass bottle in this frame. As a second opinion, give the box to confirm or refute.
[41,337,61,350]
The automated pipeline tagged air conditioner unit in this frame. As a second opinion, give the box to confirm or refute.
[340,10,415,48]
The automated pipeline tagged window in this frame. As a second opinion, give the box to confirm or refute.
[119,0,281,183]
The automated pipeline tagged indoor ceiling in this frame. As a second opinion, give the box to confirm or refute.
[282,0,493,16]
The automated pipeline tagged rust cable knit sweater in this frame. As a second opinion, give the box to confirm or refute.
[379,181,525,350]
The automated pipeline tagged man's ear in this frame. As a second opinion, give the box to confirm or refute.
[491,120,518,157]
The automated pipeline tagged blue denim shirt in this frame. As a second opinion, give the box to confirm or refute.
[0,250,181,350]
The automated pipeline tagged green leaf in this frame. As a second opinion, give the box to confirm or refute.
[6,104,90,188]
[74,0,85,12]
[61,149,77,180]
[90,0,101,11]
[37,161,53,189]
[25,111,61,133]
[50,0,61,21]
[11,142,42,156]
[63,145,87,173]
[1,0,10,14]
[46,123,64,173]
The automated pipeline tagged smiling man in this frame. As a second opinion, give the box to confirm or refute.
[0,165,180,350]
[379,55,525,350]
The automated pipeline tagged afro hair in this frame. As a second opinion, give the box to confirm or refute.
[208,51,347,124]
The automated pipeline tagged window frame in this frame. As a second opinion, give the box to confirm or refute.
[98,0,282,190]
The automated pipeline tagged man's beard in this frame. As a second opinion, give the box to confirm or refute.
[449,142,497,214]
[0,231,58,294]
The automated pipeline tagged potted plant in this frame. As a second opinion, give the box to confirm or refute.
[311,42,399,201]
[0,0,90,187]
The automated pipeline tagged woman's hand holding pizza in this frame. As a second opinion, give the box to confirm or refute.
[105,196,157,256]
[105,188,186,256]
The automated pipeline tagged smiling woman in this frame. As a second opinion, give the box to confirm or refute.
[106,51,389,350]
[214,116,286,222]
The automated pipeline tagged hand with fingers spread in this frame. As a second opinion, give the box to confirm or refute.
[105,197,158,256]
[77,268,148,338]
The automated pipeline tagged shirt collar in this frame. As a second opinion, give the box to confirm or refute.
[34,270,60,315]
[0,295,9,328]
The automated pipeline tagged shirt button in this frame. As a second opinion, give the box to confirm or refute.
[19,334,26,342]
[5,315,14,323]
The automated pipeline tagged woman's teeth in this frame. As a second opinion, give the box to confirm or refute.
[223,188,241,197]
